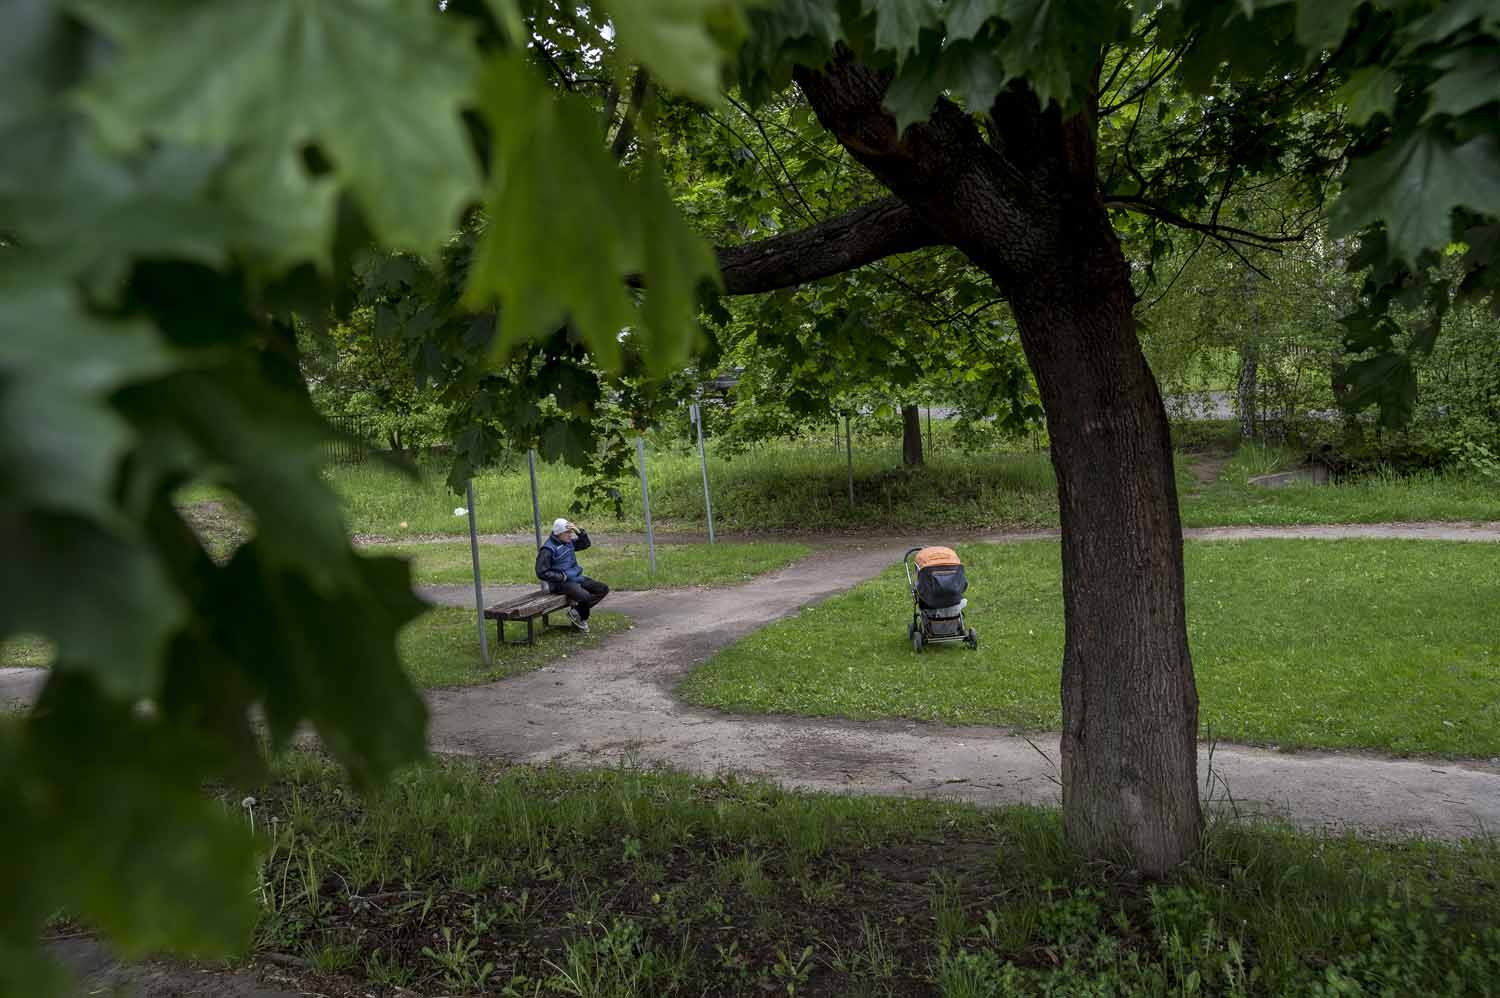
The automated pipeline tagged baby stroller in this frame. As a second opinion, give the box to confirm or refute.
[904,546,977,653]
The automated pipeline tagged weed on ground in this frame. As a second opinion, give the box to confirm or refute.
[235,753,1500,997]
[681,539,1500,757]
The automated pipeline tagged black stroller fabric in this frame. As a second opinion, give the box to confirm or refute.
[916,564,967,609]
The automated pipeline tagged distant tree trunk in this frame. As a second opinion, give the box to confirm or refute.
[792,52,1202,875]
[901,404,924,465]
[387,427,405,456]
[1237,344,1259,440]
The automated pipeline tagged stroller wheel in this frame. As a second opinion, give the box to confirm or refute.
[907,619,916,642]
[911,629,924,654]
[965,628,978,650]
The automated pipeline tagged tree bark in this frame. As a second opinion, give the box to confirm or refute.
[1239,269,1260,439]
[901,404,924,465]
[714,198,939,295]
[1237,345,1259,440]
[791,51,1201,874]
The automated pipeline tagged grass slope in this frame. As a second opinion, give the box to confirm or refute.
[368,540,809,589]
[681,540,1500,757]
[399,606,630,687]
[1181,443,1500,527]
[330,442,1060,536]
[245,752,1500,997]
[322,438,1496,540]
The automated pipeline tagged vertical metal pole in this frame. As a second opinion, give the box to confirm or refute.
[844,413,854,508]
[637,434,657,574]
[527,449,545,591]
[691,404,716,544]
[527,449,543,550]
[465,479,490,666]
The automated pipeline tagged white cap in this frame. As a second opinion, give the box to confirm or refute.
[551,517,572,535]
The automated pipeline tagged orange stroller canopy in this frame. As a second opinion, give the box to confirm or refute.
[914,546,961,570]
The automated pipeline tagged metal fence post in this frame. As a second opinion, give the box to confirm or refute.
[636,434,657,574]
[527,449,545,590]
[465,479,490,666]
[691,403,715,543]
[845,413,854,508]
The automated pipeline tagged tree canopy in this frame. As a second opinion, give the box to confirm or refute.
[3,0,1498,989]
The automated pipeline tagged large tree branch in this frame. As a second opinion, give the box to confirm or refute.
[791,51,1078,291]
[712,197,944,295]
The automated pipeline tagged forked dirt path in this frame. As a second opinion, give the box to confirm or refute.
[420,522,1500,842]
[3,522,1499,847]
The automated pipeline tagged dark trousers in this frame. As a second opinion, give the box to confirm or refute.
[551,577,609,619]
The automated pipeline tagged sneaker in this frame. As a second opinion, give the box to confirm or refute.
[567,607,588,632]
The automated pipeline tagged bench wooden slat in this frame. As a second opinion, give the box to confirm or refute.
[484,593,570,621]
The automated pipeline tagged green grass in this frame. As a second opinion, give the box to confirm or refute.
[0,607,624,688]
[1184,464,1500,526]
[0,634,54,669]
[318,433,1497,541]
[681,539,1500,757]
[242,751,1500,997]
[368,540,810,589]
[399,606,631,687]
[327,438,1060,537]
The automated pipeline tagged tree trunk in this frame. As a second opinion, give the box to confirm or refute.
[901,404,924,465]
[1010,264,1201,876]
[1237,344,1259,440]
[792,53,1202,875]
[1238,268,1260,440]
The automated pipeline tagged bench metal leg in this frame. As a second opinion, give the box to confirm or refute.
[496,617,539,646]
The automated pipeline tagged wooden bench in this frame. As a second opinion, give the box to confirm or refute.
[483,591,576,646]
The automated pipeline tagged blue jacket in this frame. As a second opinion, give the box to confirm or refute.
[535,529,590,584]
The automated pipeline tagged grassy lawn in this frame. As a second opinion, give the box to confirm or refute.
[240,752,1500,996]
[0,634,54,669]
[0,609,626,686]
[327,440,1061,536]
[1180,443,1500,527]
[399,606,631,687]
[177,433,1495,546]
[681,540,1500,757]
[321,437,1495,540]
[369,540,810,589]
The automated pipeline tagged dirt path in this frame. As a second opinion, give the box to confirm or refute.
[422,522,1500,842]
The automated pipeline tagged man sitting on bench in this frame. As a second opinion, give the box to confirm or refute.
[535,517,610,632]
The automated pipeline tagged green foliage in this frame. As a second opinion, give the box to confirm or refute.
[465,55,718,372]
[2,0,739,987]
[75,0,482,262]
[300,310,451,454]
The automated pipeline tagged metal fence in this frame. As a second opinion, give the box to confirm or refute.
[324,414,371,465]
